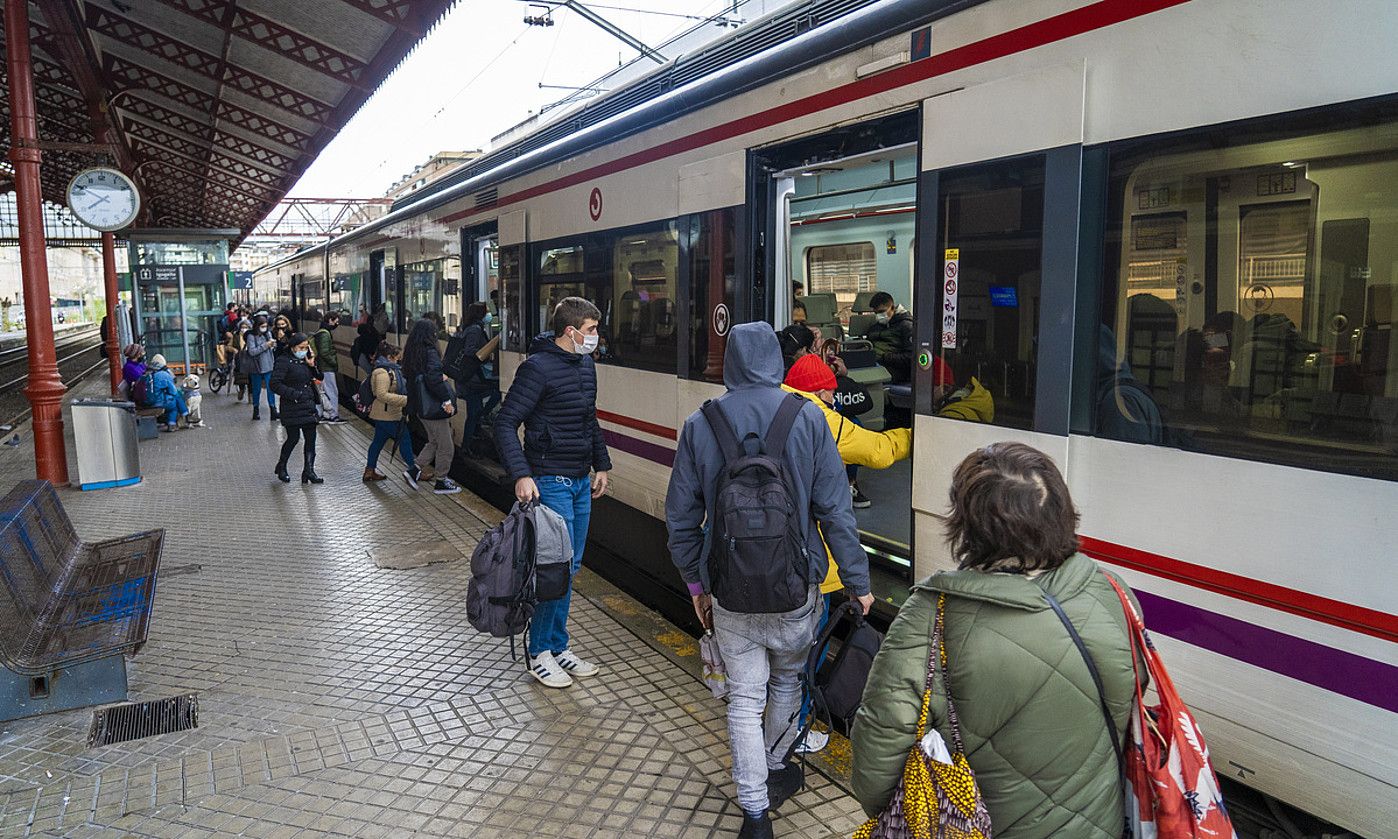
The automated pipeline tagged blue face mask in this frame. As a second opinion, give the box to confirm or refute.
[293,349,308,360]
[482,312,494,326]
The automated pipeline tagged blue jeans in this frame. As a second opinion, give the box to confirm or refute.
[462,388,500,448]
[713,586,822,814]
[367,420,416,470]
[249,372,275,409]
[528,474,591,657]
[153,391,188,426]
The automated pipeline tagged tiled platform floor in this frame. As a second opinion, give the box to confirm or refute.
[0,375,866,838]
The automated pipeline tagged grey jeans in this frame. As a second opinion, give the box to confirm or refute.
[712,586,822,815]
[417,416,454,477]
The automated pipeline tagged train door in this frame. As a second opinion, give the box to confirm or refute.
[749,109,922,580]
[368,247,400,339]
[288,273,302,331]
[910,66,1088,579]
[462,222,500,308]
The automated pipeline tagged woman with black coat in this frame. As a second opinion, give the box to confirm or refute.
[402,318,460,494]
[453,302,502,451]
[269,332,325,484]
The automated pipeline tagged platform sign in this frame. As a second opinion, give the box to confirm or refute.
[941,248,959,349]
[229,270,253,290]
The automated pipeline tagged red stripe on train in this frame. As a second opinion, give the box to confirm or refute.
[597,409,678,441]
[1080,535,1398,644]
[435,0,1191,226]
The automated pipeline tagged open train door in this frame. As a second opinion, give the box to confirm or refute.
[747,109,922,591]
[367,247,400,342]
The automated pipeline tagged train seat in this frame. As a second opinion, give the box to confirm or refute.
[852,291,879,313]
[847,313,877,338]
[797,293,842,339]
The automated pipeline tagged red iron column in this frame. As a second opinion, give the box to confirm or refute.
[5,0,70,485]
[102,232,122,395]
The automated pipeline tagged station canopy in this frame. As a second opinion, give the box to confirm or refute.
[0,0,456,241]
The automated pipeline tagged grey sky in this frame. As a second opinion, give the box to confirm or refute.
[289,0,745,198]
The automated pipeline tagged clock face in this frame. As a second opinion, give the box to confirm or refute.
[66,168,140,232]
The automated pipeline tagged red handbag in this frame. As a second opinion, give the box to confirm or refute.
[1106,575,1238,839]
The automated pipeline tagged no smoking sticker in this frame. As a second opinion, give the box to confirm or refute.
[941,248,960,349]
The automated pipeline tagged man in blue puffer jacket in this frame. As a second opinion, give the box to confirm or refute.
[495,297,612,689]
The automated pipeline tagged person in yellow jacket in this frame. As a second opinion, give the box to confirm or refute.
[936,374,995,423]
[782,353,913,591]
[782,353,913,753]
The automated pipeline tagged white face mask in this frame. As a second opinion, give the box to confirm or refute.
[875,311,891,324]
[570,329,599,355]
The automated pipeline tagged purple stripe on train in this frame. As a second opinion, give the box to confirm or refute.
[1136,590,1398,714]
[601,429,674,468]
[593,425,1396,712]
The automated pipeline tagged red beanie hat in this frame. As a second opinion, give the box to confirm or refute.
[784,353,838,394]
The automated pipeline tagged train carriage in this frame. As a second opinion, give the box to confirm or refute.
[252,1,1398,834]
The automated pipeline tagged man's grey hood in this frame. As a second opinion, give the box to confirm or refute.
[724,322,784,390]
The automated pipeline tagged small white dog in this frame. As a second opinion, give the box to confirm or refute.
[181,374,204,427]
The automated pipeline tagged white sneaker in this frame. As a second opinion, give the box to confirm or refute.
[795,728,830,754]
[555,650,599,678]
[527,652,573,689]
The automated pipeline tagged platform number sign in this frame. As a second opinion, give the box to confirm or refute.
[941,248,959,349]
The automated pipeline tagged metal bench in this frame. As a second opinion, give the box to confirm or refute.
[0,480,163,721]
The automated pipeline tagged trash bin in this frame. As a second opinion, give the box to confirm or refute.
[71,399,142,491]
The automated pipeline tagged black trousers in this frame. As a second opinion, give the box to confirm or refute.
[278,423,318,469]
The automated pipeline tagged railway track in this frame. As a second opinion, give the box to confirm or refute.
[0,326,108,430]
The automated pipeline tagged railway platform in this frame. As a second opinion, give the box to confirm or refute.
[0,378,865,838]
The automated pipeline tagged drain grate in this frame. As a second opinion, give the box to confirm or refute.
[88,693,198,747]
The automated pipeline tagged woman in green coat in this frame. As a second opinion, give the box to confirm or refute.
[851,442,1145,839]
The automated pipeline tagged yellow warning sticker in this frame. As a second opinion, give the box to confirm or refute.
[945,248,959,260]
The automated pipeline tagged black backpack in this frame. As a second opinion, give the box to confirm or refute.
[701,393,810,614]
[805,601,883,738]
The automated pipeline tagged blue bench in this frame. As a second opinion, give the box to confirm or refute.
[0,480,163,722]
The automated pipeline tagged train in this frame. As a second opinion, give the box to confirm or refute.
[253,0,1398,834]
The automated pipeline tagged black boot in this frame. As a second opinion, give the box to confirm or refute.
[737,812,773,839]
[274,458,291,483]
[301,454,323,484]
[766,762,803,811]
[269,406,279,421]
[252,406,260,420]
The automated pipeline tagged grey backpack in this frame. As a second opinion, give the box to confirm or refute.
[701,394,811,614]
[466,501,572,653]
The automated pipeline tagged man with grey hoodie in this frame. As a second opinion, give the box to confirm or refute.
[666,322,873,839]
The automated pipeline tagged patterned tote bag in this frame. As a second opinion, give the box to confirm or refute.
[855,594,993,839]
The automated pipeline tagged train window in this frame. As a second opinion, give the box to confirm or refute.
[807,242,877,319]
[499,245,524,352]
[934,156,1046,430]
[1096,103,1398,481]
[328,273,360,320]
[612,225,679,371]
[401,260,440,328]
[530,222,680,373]
[688,208,737,383]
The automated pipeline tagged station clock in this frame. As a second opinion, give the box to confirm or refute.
[66,167,141,232]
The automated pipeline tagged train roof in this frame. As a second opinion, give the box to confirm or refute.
[255,0,983,276]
